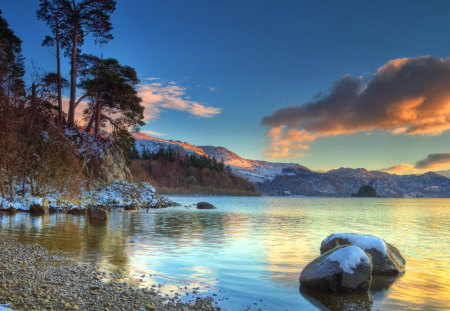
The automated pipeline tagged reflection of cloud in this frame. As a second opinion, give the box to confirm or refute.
[262,56,450,158]
[138,79,221,121]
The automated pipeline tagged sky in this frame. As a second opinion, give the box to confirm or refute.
[1,0,450,173]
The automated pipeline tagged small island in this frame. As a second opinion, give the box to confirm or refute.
[352,185,380,197]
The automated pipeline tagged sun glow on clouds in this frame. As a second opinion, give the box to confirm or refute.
[139,78,221,121]
[381,152,450,175]
[262,56,450,158]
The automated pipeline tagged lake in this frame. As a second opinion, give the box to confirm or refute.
[0,197,449,310]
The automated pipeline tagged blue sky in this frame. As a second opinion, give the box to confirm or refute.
[2,0,450,172]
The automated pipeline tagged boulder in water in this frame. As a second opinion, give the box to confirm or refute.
[29,199,49,215]
[196,202,216,209]
[320,233,405,275]
[300,245,372,293]
[88,207,109,221]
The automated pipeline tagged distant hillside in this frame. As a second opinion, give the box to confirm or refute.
[129,143,259,196]
[131,132,450,198]
[132,132,304,183]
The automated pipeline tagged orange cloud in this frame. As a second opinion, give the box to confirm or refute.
[380,153,450,175]
[380,164,419,175]
[262,126,314,158]
[262,56,450,158]
[138,79,221,121]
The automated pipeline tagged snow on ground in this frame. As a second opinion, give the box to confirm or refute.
[323,233,387,255]
[326,245,370,274]
[0,179,166,212]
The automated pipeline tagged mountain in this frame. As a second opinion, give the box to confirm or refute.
[133,133,304,183]
[131,133,450,197]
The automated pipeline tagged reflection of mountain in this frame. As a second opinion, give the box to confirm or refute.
[132,133,450,197]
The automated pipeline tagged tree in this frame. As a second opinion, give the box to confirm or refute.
[38,0,116,128]
[0,10,25,103]
[80,55,144,136]
[37,0,67,114]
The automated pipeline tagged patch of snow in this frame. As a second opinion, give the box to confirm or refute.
[42,131,50,142]
[326,246,370,274]
[323,233,387,255]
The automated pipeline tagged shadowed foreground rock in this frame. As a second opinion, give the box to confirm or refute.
[196,202,216,209]
[300,245,372,293]
[320,233,406,275]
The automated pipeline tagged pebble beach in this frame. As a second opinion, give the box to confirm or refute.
[0,238,221,311]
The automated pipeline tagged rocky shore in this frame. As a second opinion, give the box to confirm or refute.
[0,238,221,311]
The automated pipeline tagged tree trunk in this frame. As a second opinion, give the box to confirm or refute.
[85,109,95,133]
[94,94,102,136]
[67,23,79,128]
[55,17,63,115]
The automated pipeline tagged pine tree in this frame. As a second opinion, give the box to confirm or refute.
[38,0,116,128]
[80,55,143,136]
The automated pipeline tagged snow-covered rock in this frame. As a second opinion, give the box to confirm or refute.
[320,233,406,275]
[300,245,372,293]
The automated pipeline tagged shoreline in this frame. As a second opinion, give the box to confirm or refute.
[0,238,221,311]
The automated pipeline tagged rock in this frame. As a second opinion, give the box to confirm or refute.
[29,200,49,215]
[5,206,17,213]
[300,245,372,293]
[196,202,216,209]
[68,208,86,215]
[87,207,109,221]
[320,233,406,275]
[125,203,137,211]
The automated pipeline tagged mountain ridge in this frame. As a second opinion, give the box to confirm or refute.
[131,132,450,197]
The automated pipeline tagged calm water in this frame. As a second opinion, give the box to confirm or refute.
[1,197,449,310]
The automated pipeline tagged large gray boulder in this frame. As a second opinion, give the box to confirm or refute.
[320,233,405,275]
[300,245,372,293]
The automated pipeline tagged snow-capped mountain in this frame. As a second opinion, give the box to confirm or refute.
[132,132,303,183]
[132,132,450,197]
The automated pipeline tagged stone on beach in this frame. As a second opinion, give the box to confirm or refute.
[300,245,372,293]
[320,233,406,275]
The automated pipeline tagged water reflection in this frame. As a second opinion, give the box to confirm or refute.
[0,197,449,310]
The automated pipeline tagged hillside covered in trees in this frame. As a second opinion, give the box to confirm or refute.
[130,148,259,195]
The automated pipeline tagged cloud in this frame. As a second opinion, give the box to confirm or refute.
[261,56,450,158]
[381,164,418,175]
[141,130,165,137]
[138,79,221,121]
[415,152,450,169]
[380,152,450,175]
